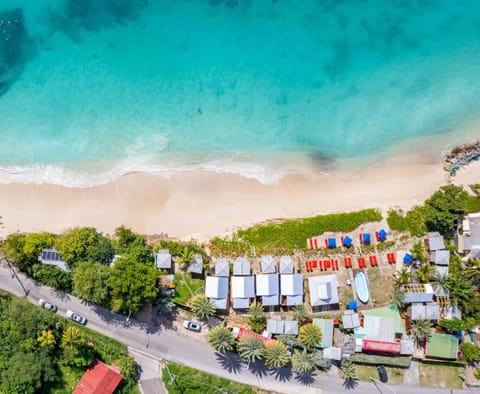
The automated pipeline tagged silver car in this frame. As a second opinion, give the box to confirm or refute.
[38,298,57,312]
[183,320,201,332]
[66,310,87,325]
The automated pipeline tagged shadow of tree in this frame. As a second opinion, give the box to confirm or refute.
[247,359,269,379]
[270,366,292,382]
[215,352,243,375]
[294,372,315,386]
[51,288,71,302]
[343,378,359,390]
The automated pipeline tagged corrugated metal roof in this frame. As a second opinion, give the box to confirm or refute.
[280,274,303,296]
[73,360,122,394]
[313,319,334,348]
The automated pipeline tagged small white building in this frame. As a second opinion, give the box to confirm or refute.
[308,274,339,310]
[233,257,251,276]
[205,276,229,310]
[280,274,304,306]
[155,250,172,270]
[215,258,230,277]
[256,274,279,306]
[261,255,276,273]
[279,256,294,274]
[231,275,255,309]
[187,254,203,275]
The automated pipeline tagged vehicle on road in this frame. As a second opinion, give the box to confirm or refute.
[377,365,388,383]
[183,320,201,332]
[38,298,57,312]
[66,310,87,325]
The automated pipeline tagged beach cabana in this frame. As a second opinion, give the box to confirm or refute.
[342,236,352,248]
[205,276,229,310]
[261,255,276,273]
[233,257,251,276]
[215,258,230,277]
[280,274,304,306]
[279,256,294,274]
[403,253,413,264]
[308,274,339,310]
[187,254,203,275]
[155,250,172,270]
[326,238,336,248]
[256,274,279,306]
[231,275,255,309]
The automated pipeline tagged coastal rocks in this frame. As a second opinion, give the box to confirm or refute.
[0,8,28,96]
[444,141,480,176]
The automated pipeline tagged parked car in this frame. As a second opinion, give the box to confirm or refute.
[38,298,57,312]
[377,365,388,383]
[183,320,201,332]
[66,310,87,325]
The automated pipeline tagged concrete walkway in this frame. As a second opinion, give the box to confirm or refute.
[129,348,166,394]
[403,359,420,386]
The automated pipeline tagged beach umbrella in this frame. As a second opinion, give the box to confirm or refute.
[328,238,336,248]
[363,233,371,245]
[343,236,352,247]
[378,229,387,241]
[403,253,413,264]
[348,301,358,312]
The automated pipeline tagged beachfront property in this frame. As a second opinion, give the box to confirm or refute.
[457,212,480,259]
[38,248,69,272]
[308,274,339,311]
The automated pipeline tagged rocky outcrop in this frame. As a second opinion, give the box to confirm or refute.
[443,141,480,176]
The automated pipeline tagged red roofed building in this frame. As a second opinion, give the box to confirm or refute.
[362,339,401,354]
[73,360,123,394]
[232,327,275,345]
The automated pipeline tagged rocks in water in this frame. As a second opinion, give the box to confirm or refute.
[0,8,28,95]
[443,141,480,176]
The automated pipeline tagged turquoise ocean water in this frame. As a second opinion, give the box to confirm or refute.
[0,0,479,186]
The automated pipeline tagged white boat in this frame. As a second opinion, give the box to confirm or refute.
[355,271,370,304]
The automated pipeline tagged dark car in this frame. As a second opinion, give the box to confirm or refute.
[377,365,388,383]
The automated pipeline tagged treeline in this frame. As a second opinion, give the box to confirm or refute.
[0,291,138,394]
[0,226,205,316]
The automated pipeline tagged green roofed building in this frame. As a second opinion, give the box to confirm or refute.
[313,318,334,348]
[426,333,458,359]
[361,306,404,334]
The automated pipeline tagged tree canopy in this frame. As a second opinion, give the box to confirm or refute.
[72,261,111,306]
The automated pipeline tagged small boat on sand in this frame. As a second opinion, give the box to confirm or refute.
[355,271,370,304]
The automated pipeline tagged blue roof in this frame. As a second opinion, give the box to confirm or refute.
[378,229,387,240]
[328,238,336,248]
[343,236,352,247]
[403,253,413,263]
[363,233,371,244]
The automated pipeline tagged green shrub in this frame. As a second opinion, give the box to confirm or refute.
[349,353,411,368]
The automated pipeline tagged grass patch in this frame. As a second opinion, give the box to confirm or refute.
[466,195,480,213]
[339,284,354,308]
[367,267,395,306]
[172,273,205,305]
[419,363,463,389]
[210,209,382,256]
[349,353,411,368]
[162,362,260,394]
[354,364,404,385]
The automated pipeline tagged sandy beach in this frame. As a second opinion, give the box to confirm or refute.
[0,160,478,242]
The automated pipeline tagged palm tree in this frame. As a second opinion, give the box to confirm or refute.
[190,294,216,320]
[339,359,357,381]
[237,335,264,363]
[464,259,480,283]
[263,341,291,368]
[37,329,56,348]
[395,268,411,286]
[276,334,302,349]
[411,241,426,264]
[208,326,235,353]
[417,263,434,283]
[410,318,432,346]
[61,326,84,350]
[176,246,195,270]
[431,273,450,295]
[391,289,406,311]
[291,350,315,373]
[293,304,310,324]
[248,303,264,321]
[298,323,322,350]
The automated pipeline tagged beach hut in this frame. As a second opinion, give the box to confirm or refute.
[279,256,294,274]
[231,275,255,309]
[187,254,203,275]
[261,255,276,273]
[215,258,230,277]
[308,275,339,310]
[280,274,304,306]
[233,257,251,276]
[342,236,353,248]
[155,250,172,270]
[205,276,229,310]
[256,274,280,306]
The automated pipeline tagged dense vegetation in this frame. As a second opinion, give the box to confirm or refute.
[0,290,138,394]
[210,209,382,255]
[162,362,257,394]
[388,185,480,238]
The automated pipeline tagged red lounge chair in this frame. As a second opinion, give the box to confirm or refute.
[358,257,366,268]
[314,239,319,249]
[319,260,324,271]
[311,260,318,269]
[375,231,380,242]
[334,259,339,270]
[345,257,353,268]
[359,234,363,244]
[325,239,328,248]
[305,261,310,272]
[323,259,331,269]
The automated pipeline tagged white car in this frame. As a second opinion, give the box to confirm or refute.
[66,310,87,325]
[38,299,57,312]
[183,320,201,332]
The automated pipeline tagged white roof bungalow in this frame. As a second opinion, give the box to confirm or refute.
[411,303,440,321]
[256,274,279,306]
[233,257,251,276]
[187,254,203,275]
[231,275,255,309]
[38,249,69,272]
[261,255,276,273]
[279,256,294,274]
[280,274,304,306]
[205,276,229,310]
[308,274,339,310]
[430,249,450,266]
[155,250,172,269]
[428,233,445,251]
[215,258,230,277]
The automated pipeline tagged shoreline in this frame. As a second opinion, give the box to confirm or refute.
[1,159,478,242]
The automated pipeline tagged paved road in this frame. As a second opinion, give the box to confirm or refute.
[0,265,474,394]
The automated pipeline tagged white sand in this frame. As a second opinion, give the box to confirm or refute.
[0,161,477,241]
